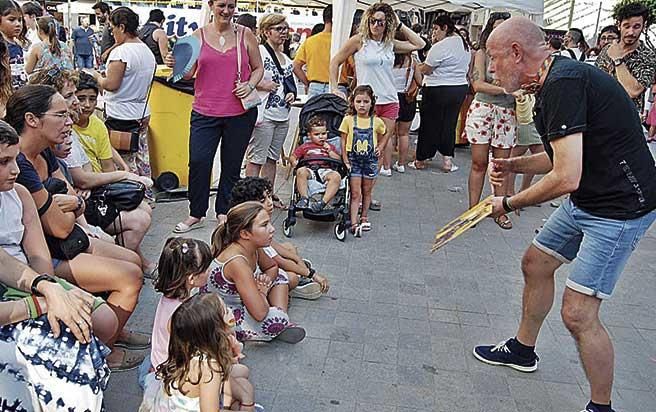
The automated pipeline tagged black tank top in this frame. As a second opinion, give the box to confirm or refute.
[138,22,163,64]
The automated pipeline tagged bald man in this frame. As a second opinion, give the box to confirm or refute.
[471,17,656,412]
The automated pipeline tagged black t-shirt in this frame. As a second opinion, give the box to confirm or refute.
[16,149,60,193]
[534,56,656,220]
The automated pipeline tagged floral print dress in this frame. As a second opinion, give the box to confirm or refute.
[202,254,290,342]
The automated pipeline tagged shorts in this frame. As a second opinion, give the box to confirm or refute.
[303,167,346,196]
[307,167,340,183]
[348,153,378,179]
[516,122,542,146]
[533,197,656,299]
[375,102,399,121]
[397,93,417,123]
[247,118,289,164]
[463,100,517,149]
[648,106,656,126]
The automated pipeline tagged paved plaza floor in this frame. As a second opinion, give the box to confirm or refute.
[105,145,656,412]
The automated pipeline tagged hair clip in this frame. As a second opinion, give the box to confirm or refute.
[181,242,189,254]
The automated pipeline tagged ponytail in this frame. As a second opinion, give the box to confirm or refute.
[210,223,228,257]
[37,16,61,57]
[210,201,266,258]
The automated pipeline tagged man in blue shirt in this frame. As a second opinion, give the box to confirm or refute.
[72,17,94,69]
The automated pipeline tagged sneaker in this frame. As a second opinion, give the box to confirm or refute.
[302,258,313,270]
[392,162,405,173]
[290,279,322,300]
[379,167,392,177]
[310,199,326,213]
[295,197,309,209]
[580,402,615,412]
[472,339,539,372]
[276,325,306,343]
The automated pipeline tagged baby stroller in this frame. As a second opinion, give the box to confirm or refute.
[283,94,350,241]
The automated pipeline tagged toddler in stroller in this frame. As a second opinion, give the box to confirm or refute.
[289,115,342,212]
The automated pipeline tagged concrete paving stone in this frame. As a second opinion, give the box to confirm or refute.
[470,372,511,397]
[271,391,317,412]
[314,398,356,412]
[458,311,491,327]
[615,388,656,410]
[430,348,468,372]
[327,341,364,363]
[360,361,399,384]
[355,402,396,412]
[395,384,436,410]
[364,343,398,364]
[476,395,520,412]
[429,320,464,340]
[398,333,432,350]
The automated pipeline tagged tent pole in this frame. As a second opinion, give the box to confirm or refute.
[593,1,602,43]
[567,0,576,28]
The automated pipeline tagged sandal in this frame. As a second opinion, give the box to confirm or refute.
[350,224,362,238]
[441,163,459,173]
[272,195,288,210]
[360,217,371,231]
[173,218,205,233]
[114,330,151,350]
[107,348,145,372]
[407,160,426,170]
[494,215,513,230]
[302,258,313,270]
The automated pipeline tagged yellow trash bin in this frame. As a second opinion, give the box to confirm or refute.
[147,65,194,188]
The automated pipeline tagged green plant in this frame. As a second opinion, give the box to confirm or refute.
[612,0,656,26]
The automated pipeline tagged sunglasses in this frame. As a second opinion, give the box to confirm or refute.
[490,12,511,20]
[270,25,289,33]
[369,18,386,27]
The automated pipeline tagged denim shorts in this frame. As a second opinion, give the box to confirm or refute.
[533,198,656,299]
[348,153,378,179]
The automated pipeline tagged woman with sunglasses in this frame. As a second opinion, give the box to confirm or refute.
[5,84,148,371]
[463,11,516,230]
[245,14,294,208]
[329,2,425,178]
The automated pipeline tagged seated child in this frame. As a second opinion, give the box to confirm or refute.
[290,115,342,212]
[231,177,330,299]
[141,294,261,412]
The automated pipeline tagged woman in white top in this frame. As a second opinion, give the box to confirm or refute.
[329,2,425,177]
[245,14,295,206]
[411,15,471,172]
[90,7,157,193]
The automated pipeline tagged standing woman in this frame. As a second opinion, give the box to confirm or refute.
[90,7,156,195]
[25,15,73,74]
[165,0,263,233]
[245,13,294,205]
[390,30,422,173]
[329,2,425,178]
[410,15,471,172]
[464,12,515,230]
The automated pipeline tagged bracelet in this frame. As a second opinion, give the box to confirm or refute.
[30,274,57,296]
[24,297,37,319]
[247,82,255,91]
[31,295,42,317]
[502,196,514,213]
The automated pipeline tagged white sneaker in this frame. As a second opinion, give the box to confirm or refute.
[392,162,405,173]
[380,167,392,177]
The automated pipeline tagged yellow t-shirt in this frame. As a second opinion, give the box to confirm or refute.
[72,114,113,173]
[339,115,386,153]
[294,32,331,83]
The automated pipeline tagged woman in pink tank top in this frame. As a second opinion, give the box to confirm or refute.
[165,0,263,233]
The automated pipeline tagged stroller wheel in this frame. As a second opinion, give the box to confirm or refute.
[334,223,346,242]
[283,219,294,238]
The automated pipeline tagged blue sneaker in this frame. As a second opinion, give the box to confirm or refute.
[473,339,539,372]
[580,401,615,412]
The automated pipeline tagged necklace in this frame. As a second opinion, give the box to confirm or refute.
[520,55,554,94]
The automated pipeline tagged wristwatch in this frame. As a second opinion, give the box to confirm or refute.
[613,57,624,67]
[31,274,57,296]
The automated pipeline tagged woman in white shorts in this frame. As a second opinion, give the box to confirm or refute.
[464,12,516,230]
[245,14,295,207]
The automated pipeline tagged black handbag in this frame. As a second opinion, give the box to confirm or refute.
[263,42,297,98]
[46,224,90,260]
[87,180,146,217]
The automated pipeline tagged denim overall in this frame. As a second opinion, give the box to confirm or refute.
[348,116,378,179]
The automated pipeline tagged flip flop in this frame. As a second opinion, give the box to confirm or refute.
[114,330,151,350]
[494,215,513,230]
[407,161,426,170]
[173,219,205,233]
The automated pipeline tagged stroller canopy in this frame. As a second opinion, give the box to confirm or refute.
[298,94,349,142]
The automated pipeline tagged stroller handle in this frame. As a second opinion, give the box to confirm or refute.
[295,157,350,178]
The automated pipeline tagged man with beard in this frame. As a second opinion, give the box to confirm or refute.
[92,2,114,61]
[596,1,656,113]
[471,16,656,412]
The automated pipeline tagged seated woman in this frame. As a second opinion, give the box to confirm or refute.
[31,69,156,276]
[0,118,113,409]
[4,84,147,371]
[204,201,305,343]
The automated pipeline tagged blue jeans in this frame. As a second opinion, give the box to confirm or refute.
[76,54,94,69]
[307,82,347,99]
[534,198,656,299]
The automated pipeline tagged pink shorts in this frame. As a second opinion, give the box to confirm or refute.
[375,102,400,120]
[648,106,656,126]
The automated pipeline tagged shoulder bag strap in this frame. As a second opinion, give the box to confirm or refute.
[235,25,242,83]
[263,41,285,76]
[139,64,157,125]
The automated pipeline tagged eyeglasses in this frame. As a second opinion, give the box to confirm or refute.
[490,12,511,20]
[42,112,70,119]
[600,35,618,41]
[270,25,289,33]
[369,18,386,27]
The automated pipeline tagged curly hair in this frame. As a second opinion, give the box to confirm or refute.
[306,114,327,133]
[29,67,79,94]
[156,294,233,397]
[613,1,653,27]
[358,2,396,45]
[230,177,273,208]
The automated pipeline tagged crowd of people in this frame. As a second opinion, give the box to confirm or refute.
[0,0,655,411]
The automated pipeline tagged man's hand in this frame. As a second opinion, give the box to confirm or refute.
[39,281,95,343]
[488,196,506,218]
[606,43,624,60]
[164,51,175,68]
[331,88,347,100]
[489,158,513,187]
